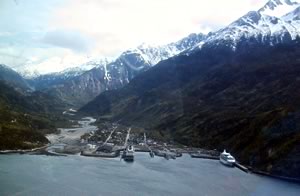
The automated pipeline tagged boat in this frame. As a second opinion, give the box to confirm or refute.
[219,150,236,167]
[123,145,134,162]
[164,153,170,160]
[154,150,165,157]
[176,152,183,157]
[149,151,154,158]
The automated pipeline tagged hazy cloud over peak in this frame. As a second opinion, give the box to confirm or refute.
[42,29,94,53]
[0,0,266,74]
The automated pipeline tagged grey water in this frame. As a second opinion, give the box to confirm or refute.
[0,153,300,196]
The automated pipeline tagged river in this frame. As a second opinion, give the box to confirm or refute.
[46,117,98,145]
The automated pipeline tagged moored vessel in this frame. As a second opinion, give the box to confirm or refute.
[220,150,235,167]
[123,145,134,162]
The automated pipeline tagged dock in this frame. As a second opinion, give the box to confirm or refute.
[80,126,119,158]
[154,149,177,159]
[121,128,135,162]
[234,162,249,173]
[81,150,120,158]
[190,153,219,160]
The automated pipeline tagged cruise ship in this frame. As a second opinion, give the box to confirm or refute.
[219,150,236,167]
[122,145,134,162]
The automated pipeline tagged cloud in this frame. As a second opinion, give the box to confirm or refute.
[21,50,97,75]
[49,0,265,54]
[0,0,267,74]
[42,29,94,53]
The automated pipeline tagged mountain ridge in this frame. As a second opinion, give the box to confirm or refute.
[0,64,33,92]
[189,0,300,52]
[29,33,206,106]
[80,39,300,179]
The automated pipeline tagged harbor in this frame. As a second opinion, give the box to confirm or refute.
[42,116,257,179]
[26,117,254,174]
[1,153,300,196]
[37,116,297,181]
[2,116,300,187]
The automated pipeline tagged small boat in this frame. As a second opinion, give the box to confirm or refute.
[164,153,170,160]
[220,150,236,167]
[176,152,183,157]
[123,145,134,162]
[149,151,154,158]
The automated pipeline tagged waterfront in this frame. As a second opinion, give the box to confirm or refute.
[1,116,299,195]
[0,153,300,196]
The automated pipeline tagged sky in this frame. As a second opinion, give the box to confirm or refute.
[0,0,266,75]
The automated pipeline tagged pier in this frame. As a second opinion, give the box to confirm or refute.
[121,128,135,162]
[190,153,219,160]
[234,162,249,173]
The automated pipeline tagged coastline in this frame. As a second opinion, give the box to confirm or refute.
[251,170,300,184]
[0,145,48,154]
[1,114,299,183]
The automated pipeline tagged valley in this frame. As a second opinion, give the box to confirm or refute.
[79,40,300,179]
[1,0,300,189]
[42,114,185,157]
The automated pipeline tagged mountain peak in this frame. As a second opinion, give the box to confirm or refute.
[0,64,12,70]
[259,0,300,17]
[282,5,300,20]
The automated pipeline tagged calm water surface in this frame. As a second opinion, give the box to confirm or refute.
[0,153,300,196]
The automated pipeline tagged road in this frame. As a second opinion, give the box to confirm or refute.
[103,125,117,145]
[124,128,131,147]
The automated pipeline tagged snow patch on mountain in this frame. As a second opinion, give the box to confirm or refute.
[20,57,112,79]
[260,0,300,17]
[123,33,206,68]
[190,0,300,52]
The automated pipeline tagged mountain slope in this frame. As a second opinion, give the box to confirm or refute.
[38,33,206,106]
[0,64,32,92]
[259,0,299,17]
[27,58,111,90]
[0,80,69,150]
[191,0,300,52]
[80,40,300,179]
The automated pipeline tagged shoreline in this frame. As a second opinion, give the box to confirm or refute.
[251,170,300,184]
[1,114,299,183]
[0,145,48,154]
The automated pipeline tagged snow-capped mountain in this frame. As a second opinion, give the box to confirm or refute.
[259,0,299,17]
[28,32,205,94]
[19,0,300,107]
[119,33,206,72]
[28,58,111,90]
[78,58,112,72]
[86,33,206,88]
[282,5,300,21]
[34,33,206,106]
[191,0,300,51]
[19,57,111,79]
[0,64,32,91]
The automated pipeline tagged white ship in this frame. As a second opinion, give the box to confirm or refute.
[123,145,134,162]
[220,150,236,167]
